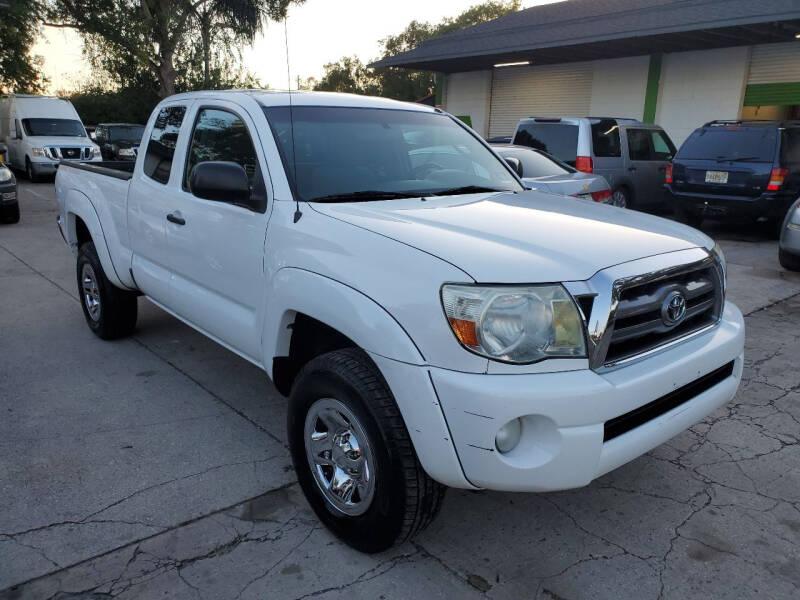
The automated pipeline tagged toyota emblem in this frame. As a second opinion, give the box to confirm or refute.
[661,290,687,327]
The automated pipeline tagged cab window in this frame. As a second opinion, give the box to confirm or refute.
[143,106,186,184]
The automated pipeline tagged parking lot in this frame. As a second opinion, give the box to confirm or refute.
[1,180,800,599]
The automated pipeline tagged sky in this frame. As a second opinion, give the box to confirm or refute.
[33,0,559,93]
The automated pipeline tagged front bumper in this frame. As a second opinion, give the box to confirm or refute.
[666,185,793,221]
[396,301,744,492]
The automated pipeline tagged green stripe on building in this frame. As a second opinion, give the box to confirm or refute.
[642,54,662,124]
[743,82,800,106]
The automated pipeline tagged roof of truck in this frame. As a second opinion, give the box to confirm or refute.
[164,90,436,112]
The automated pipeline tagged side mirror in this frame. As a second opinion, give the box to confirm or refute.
[504,156,523,177]
[189,161,250,206]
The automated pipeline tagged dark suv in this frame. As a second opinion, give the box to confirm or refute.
[666,120,800,230]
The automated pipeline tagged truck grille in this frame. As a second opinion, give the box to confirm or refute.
[604,265,723,366]
[60,147,81,159]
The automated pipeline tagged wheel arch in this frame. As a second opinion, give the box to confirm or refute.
[264,268,425,396]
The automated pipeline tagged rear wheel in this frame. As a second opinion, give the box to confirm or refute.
[76,242,138,339]
[610,187,630,208]
[288,348,445,553]
[675,205,703,229]
[779,247,800,271]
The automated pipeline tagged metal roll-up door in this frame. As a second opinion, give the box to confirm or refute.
[488,62,593,138]
[745,42,800,106]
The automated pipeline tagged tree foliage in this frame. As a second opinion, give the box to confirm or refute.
[0,0,47,94]
[314,0,520,101]
[45,0,303,98]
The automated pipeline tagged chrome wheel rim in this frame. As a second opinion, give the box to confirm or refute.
[611,190,627,208]
[304,397,376,516]
[81,263,101,321]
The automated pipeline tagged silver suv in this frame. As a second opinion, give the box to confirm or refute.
[512,117,677,210]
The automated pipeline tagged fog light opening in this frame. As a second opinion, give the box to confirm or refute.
[495,418,522,454]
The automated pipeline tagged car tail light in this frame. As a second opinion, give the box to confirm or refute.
[767,167,788,191]
[575,156,593,173]
[665,162,673,184]
[590,189,611,202]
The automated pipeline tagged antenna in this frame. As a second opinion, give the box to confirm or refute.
[284,16,302,223]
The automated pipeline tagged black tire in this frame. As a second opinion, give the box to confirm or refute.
[779,247,800,271]
[76,242,138,339]
[1,203,19,224]
[675,204,703,229]
[288,348,445,553]
[25,157,39,183]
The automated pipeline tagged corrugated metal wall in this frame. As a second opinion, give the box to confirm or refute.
[488,63,593,138]
[748,41,800,84]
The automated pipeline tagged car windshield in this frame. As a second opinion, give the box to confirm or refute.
[263,106,522,202]
[493,146,573,178]
[108,125,144,141]
[677,127,778,162]
[513,122,579,166]
[22,118,86,137]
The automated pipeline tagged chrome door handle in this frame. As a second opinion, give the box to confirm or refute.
[166,212,186,225]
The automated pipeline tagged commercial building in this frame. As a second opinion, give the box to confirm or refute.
[374,0,800,145]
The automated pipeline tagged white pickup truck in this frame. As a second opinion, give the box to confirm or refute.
[56,91,744,552]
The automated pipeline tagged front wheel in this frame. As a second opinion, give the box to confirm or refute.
[288,348,445,553]
[25,158,39,183]
[76,242,138,339]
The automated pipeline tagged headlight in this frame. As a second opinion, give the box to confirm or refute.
[31,147,49,158]
[441,284,586,363]
[711,243,726,293]
[0,165,12,183]
[118,148,135,157]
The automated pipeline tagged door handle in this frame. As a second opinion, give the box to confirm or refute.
[166,212,186,226]
[628,166,637,172]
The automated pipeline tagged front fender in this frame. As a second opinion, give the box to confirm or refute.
[62,188,131,290]
[262,267,424,374]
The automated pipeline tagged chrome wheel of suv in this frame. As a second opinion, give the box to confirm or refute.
[304,397,376,516]
[611,188,628,208]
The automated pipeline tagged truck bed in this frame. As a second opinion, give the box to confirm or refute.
[60,160,135,180]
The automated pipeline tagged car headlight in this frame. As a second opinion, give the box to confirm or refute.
[0,165,12,183]
[31,147,50,158]
[118,148,135,157]
[441,284,586,363]
[711,243,726,293]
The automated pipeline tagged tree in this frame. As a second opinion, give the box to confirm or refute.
[314,0,520,101]
[0,0,47,93]
[45,0,303,98]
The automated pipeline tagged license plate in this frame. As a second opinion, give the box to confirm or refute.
[705,170,728,184]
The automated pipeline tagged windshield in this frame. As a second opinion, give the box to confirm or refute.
[263,106,522,201]
[513,123,579,166]
[493,146,573,178]
[108,125,144,142]
[22,118,86,137]
[677,127,778,162]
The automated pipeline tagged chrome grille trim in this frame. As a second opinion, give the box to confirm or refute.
[564,247,724,371]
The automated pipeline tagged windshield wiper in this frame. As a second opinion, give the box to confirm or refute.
[715,156,764,162]
[426,185,508,196]
[309,190,421,203]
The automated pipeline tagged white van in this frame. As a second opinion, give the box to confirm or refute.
[0,95,101,181]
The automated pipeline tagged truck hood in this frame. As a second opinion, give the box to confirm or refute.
[310,190,712,283]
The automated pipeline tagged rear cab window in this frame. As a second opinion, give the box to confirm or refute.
[513,121,578,166]
[143,106,187,184]
[677,126,777,162]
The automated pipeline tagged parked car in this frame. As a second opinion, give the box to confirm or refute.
[492,144,612,202]
[779,197,800,270]
[0,144,18,224]
[666,120,800,231]
[94,123,145,161]
[512,117,677,211]
[55,91,744,553]
[0,94,101,181]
